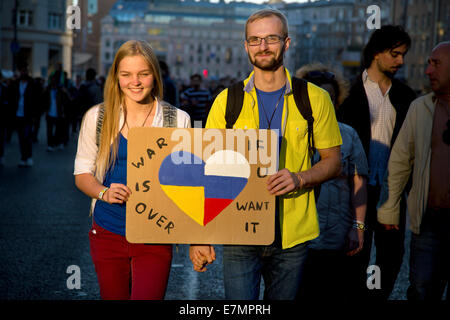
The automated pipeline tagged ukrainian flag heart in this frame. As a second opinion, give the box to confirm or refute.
[159,150,250,226]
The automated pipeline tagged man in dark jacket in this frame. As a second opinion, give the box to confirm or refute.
[11,65,37,167]
[337,25,417,300]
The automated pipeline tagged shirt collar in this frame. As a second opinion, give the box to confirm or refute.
[243,69,292,95]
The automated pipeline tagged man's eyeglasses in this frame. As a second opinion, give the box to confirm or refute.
[246,35,286,46]
[443,119,450,146]
[305,71,335,81]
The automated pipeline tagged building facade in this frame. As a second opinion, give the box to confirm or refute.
[71,0,116,77]
[99,0,270,81]
[391,0,450,92]
[0,0,73,78]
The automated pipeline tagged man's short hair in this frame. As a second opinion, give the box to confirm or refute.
[245,8,288,39]
[190,74,202,81]
[362,25,411,69]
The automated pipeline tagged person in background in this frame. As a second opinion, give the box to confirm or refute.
[159,60,179,107]
[378,42,450,300]
[11,64,37,167]
[337,25,416,300]
[295,63,368,301]
[180,73,211,128]
[43,74,70,151]
[79,68,103,119]
[74,40,190,300]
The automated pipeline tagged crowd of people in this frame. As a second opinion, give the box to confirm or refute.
[2,7,448,302]
[0,64,104,167]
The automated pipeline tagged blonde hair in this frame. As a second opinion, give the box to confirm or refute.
[295,62,350,107]
[245,8,288,39]
[95,40,163,180]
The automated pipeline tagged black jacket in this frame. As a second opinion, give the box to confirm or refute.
[11,76,38,121]
[337,73,417,157]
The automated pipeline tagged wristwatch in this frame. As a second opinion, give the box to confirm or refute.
[98,187,109,201]
[354,221,366,231]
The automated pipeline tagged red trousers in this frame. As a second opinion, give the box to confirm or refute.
[89,222,172,300]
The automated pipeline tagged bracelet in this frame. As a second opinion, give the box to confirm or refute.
[296,172,305,190]
[98,187,109,201]
[353,221,366,231]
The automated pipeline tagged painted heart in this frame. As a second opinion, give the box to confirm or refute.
[159,150,250,226]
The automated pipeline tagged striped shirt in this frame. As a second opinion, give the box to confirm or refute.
[362,70,396,186]
[180,87,211,125]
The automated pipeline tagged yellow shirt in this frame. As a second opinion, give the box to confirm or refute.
[206,69,342,249]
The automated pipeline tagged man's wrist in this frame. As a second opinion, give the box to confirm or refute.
[295,172,305,190]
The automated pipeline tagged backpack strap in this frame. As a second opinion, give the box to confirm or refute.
[225,81,245,129]
[162,101,178,128]
[95,103,105,148]
[291,77,315,158]
[95,102,178,149]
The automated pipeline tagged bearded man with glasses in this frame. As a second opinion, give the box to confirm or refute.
[189,8,342,300]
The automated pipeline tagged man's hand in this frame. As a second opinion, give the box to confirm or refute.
[189,245,216,272]
[267,169,303,196]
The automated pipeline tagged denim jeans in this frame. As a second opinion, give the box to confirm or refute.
[223,241,309,300]
[408,208,450,300]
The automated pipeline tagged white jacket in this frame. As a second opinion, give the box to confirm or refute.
[73,99,191,212]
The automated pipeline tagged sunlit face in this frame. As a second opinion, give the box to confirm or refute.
[118,55,154,105]
[425,45,450,94]
[245,16,290,71]
[373,44,408,78]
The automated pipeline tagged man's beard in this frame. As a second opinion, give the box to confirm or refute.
[248,46,285,71]
[379,61,401,79]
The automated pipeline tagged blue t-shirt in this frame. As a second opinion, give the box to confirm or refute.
[93,134,127,235]
[256,85,286,243]
[255,85,285,148]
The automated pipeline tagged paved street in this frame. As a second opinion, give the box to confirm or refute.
[0,118,410,300]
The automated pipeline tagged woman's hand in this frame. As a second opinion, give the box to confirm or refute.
[102,183,132,204]
[189,245,216,272]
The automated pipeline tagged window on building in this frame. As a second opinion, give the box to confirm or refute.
[87,20,93,34]
[49,13,62,30]
[17,10,33,27]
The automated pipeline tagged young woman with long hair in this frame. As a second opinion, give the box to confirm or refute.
[74,40,190,300]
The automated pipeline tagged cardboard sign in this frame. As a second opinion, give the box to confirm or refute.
[126,127,278,245]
